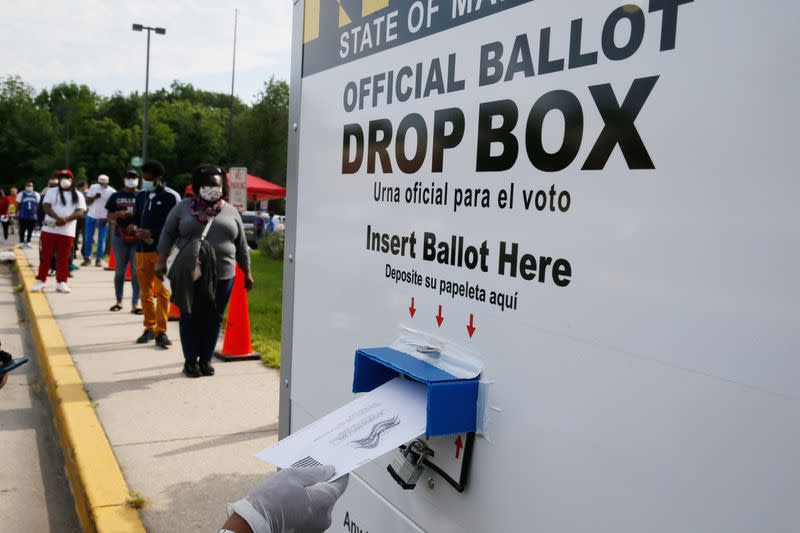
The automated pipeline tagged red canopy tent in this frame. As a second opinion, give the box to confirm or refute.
[184,173,286,201]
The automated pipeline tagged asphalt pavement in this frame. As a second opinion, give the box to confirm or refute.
[0,257,81,532]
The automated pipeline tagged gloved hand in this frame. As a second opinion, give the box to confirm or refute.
[228,465,349,533]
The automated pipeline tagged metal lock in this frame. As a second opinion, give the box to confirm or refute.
[387,439,434,490]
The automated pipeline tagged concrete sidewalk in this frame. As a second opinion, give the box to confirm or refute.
[23,244,280,532]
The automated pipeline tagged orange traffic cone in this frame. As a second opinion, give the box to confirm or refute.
[125,261,133,281]
[105,248,116,270]
[168,302,181,322]
[214,267,260,361]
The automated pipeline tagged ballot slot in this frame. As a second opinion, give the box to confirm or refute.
[353,346,481,492]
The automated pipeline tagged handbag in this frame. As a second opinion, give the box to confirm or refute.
[192,217,215,281]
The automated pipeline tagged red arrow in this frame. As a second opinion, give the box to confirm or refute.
[435,305,444,327]
[409,297,416,318]
[466,314,476,338]
[454,435,463,459]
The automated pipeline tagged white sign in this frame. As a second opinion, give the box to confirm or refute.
[287,1,800,532]
[229,166,247,212]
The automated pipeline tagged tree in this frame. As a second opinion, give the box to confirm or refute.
[233,77,289,185]
[0,76,58,187]
[0,75,291,196]
[149,99,227,175]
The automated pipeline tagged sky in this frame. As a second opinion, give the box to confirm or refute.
[0,0,293,103]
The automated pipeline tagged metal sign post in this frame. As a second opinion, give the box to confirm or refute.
[281,1,799,531]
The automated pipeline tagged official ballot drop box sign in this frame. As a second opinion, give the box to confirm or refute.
[280,1,799,531]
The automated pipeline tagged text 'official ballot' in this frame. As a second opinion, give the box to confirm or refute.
[256,378,427,479]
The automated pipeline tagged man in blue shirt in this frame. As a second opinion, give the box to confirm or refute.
[130,161,180,348]
[16,181,40,248]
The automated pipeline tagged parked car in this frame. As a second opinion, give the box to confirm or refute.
[241,211,259,248]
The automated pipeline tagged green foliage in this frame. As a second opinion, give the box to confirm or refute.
[248,251,284,368]
[0,77,58,186]
[125,490,146,509]
[257,231,285,261]
[0,76,290,191]
[233,77,289,185]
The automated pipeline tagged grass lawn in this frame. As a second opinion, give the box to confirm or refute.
[248,250,284,368]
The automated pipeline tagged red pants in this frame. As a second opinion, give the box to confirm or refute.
[38,232,74,283]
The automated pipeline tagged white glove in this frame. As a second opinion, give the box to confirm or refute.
[228,465,349,533]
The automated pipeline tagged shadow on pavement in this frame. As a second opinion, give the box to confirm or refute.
[68,340,149,355]
[154,424,278,458]
[143,472,267,532]
[81,373,183,401]
[115,362,180,374]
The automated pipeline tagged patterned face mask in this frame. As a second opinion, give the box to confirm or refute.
[199,186,223,202]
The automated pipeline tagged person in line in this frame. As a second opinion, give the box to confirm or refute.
[16,181,40,248]
[220,465,349,533]
[38,174,60,229]
[32,171,86,293]
[38,173,63,275]
[0,189,9,241]
[70,180,89,273]
[157,164,253,378]
[130,160,180,348]
[82,174,115,267]
[6,187,17,236]
[105,169,142,314]
[266,212,276,233]
[254,209,266,240]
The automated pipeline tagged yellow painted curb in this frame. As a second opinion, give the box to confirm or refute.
[15,248,147,533]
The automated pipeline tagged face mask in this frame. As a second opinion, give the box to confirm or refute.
[124,178,139,189]
[199,186,223,202]
[60,178,72,189]
[141,180,155,192]
[25,187,33,193]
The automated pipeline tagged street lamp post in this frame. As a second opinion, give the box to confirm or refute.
[132,23,166,162]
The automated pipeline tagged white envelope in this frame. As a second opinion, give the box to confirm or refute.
[256,377,427,480]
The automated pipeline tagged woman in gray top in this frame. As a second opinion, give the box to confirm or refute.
[155,164,254,378]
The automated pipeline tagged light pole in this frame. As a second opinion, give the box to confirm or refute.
[132,23,166,162]
[226,8,238,169]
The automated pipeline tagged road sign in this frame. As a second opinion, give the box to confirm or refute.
[130,156,143,167]
[229,166,247,212]
[282,1,799,531]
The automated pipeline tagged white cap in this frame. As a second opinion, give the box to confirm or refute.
[97,174,110,184]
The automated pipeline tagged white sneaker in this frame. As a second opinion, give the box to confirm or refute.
[56,282,72,293]
[31,280,45,292]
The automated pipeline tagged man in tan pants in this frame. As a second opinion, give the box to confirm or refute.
[130,160,180,349]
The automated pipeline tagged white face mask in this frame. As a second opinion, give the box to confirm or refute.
[60,178,72,189]
[199,186,223,202]
[124,178,139,189]
[141,180,155,192]
[25,186,33,193]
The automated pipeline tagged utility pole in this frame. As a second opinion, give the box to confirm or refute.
[59,103,77,168]
[227,8,239,169]
[132,23,166,162]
